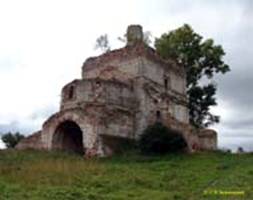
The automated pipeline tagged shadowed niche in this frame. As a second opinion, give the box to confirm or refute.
[52,120,84,154]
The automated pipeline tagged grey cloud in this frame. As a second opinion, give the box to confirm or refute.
[0,105,57,135]
[218,71,253,108]
[217,126,253,138]
[241,0,253,14]
[0,56,21,73]
[209,2,253,143]
[219,135,253,152]
[0,121,32,135]
[29,104,58,121]
[223,118,253,131]
[164,0,251,15]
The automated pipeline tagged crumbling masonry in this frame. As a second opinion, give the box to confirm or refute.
[16,25,217,156]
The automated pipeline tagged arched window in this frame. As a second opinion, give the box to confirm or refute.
[164,78,168,90]
[68,86,74,99]
[156,110,161,121]
[96,81,101,87]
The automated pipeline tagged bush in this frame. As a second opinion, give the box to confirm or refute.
[138,122,187,155]
[1,132,25,148]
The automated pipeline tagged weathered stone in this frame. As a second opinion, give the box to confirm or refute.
[198,129,217,150]
[16,25,217,156]
[126,25,143,46]
[16,131,43,150]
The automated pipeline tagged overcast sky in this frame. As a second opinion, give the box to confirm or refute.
[0,0,252,151]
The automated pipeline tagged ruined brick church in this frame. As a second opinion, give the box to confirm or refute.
[17,25,217,156]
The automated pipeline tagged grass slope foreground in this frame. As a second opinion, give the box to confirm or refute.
[0,150,252,200]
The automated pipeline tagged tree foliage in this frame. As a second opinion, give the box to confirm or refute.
[138,122,187,155]
[155,24,230,128]
[1,132,25,148]
[95,34,110,53]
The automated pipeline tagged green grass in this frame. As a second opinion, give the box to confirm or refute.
[0,149,252,200]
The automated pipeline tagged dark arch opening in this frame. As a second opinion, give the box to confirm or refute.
[52,120,84,154]
[164,78,168,90]
[156,110,161,121]
[68,86,74,99]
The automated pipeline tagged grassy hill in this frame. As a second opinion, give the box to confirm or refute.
[0,150,252,200]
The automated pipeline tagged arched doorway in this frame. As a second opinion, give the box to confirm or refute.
[52,120,84,154]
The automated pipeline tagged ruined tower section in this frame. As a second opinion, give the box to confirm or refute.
[42,25,201,154]
[81,25,189,137]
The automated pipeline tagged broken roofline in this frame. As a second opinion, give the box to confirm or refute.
[82,42,185,77]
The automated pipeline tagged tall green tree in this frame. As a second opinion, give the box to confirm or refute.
[155,24,230,128]
[1,132,25,148]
